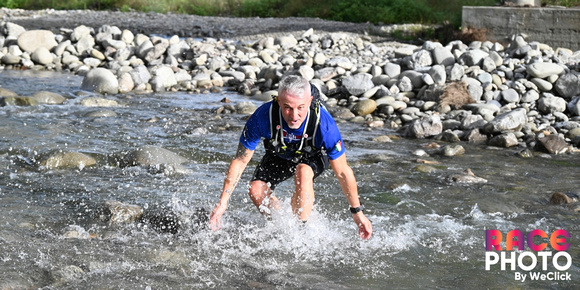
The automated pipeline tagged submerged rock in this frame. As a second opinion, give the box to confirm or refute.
[549,192,579,205]
[105,200,144,224]
[38,151,96,169]
[445,168,488,184]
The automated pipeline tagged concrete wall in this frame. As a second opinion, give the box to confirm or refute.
[462,6,580,51]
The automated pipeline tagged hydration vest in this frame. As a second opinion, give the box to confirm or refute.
[264,84,324,163]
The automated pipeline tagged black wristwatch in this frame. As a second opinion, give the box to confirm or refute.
[349,205,364,214]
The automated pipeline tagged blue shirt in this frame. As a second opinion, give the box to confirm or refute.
[240,101,345,160]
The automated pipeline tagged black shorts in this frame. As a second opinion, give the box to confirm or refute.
[251,151,329,190]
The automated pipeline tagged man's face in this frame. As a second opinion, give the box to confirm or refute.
[278,89,312,129]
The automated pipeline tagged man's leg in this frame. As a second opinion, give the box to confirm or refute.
[249,180,280,216]
[291,163,315,221]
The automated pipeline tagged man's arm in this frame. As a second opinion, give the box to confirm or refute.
[209,143,255,231]
[329,154,373,240]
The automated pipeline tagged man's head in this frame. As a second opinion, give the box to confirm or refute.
[277,76,312,129]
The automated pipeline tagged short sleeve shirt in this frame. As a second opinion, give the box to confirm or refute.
[240,101,345,160]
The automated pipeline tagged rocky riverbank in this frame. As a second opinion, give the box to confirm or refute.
[1,8,580,155]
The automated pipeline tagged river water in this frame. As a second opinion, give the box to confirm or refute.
[0,69,578,289]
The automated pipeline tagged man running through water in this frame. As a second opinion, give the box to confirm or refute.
[209,75,372,240]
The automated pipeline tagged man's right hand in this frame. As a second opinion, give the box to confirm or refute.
[209,204,226,231]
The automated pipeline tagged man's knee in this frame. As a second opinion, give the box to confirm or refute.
[249,180,269,198]
[295,163,314,178]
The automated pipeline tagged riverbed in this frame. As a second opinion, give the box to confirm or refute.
[0,69,578,288]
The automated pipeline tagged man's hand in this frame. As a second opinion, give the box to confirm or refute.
[209,203,227,231]
[352,212,372,240]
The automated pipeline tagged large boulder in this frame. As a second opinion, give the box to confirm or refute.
[80,68,119,94]
[342,73,374,96]
[405,115,443,138]
[17,30,58,52]
[483,108,527,134]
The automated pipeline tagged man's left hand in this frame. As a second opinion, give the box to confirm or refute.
[352,212,372,240]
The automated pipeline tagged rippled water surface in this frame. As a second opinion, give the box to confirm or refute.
[1,70,579,289]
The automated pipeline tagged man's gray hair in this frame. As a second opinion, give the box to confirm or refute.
[278,75,310,97]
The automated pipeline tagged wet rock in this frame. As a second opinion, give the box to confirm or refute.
[549,192,579,205]
[0,96,38,106]
[440,144,465,157]
[351,99,377,116]
[535,135,569,154]
[50,265,85,286]
[122,146,188,168]
[446,168,487,184]
[84,109,118,118]
[38,151,96,169]
[32,91,66,104]
[414,164,437,173]
[0,87,18,97]
[80,97,118,107]
[488,132,519,148]
[235,101,257,114]
[105,200,144,224]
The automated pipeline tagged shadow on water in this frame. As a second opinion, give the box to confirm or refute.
[0,70,579,288]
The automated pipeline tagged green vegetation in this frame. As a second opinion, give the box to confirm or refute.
[0,0,579,29]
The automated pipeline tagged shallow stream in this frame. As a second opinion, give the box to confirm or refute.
[0,70,578,289]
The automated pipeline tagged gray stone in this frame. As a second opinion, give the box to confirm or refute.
[150,65,177,92]
[428,65,446,86]
[383,62,401,78]
[501,88,520,103]
[80,97,118,107]
[483,108,527,133]
[448,63,465,81]
[75,34,96,55]
[554,74,580,100]
[71,25,93,42]
[81,68,119,94]
[405,115,443,138]
[274,35,298,49]
[568,97,580,116]
[432,47,455,66]
[530,78,553,92]
[526,62,565,79]
[538,94,567,114]
[460,49,488,66]
[397,76,413,92]
[521,90,540,103]
[30,47,53,65]
[17,30,58,52]
[488,132,519,148]
[342,73,374,96]
[326,56,353,70]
